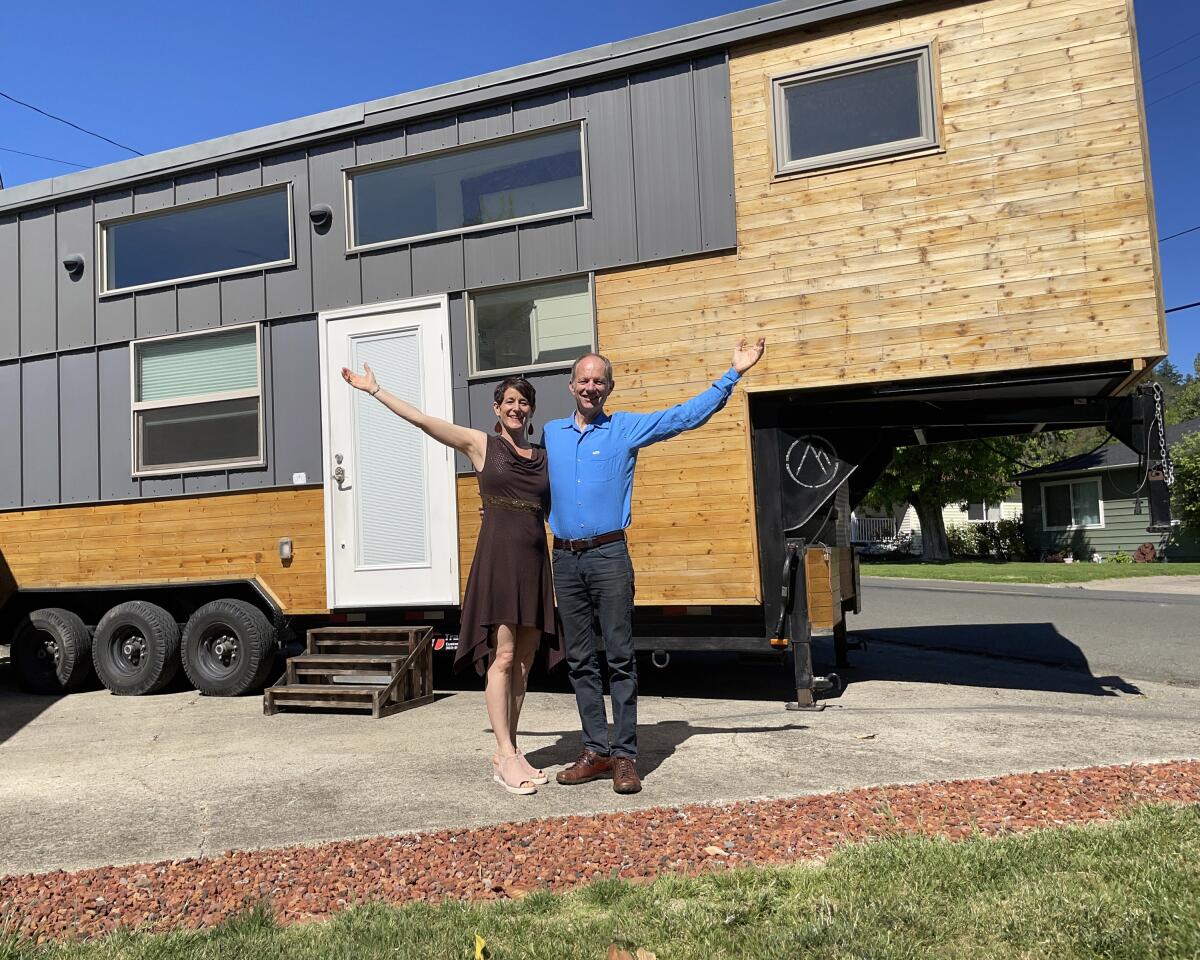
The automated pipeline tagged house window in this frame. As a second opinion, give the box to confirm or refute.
[101,185,293,295]
[772,46,938,176]
[131,325,264,475]
[347,123,588,250]
[469,276,595,376]
[966,502,1001,522]
[1041,478,1103,531]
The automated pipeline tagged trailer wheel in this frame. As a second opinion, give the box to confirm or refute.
[181,599,276,696]
[11,608,94,694]
[92,601,181,696]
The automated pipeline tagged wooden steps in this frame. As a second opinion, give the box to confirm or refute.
[264,626,434,718]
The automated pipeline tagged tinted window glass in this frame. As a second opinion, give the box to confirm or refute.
[784,58,922,164]
[473,277,592,373]
[1072,481,1101,526]
[352,126,585,247]
[1044,485,1073,528]
[139,397,260,471]
[106,189,291,291]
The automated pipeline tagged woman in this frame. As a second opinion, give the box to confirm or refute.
[341,363,562,795]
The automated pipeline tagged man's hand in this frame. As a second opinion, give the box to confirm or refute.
[732,337,766,375]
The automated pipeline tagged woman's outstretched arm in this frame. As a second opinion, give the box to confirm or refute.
[341,362,488,472]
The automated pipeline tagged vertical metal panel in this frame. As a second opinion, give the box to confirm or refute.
[0,362,21,506]
[269,316,323,485]
[55,198,96,351]
[452,385,472,474]
[630,62,701,260]
[464,228,519,288]
[132,183,178,340]
[263,151,313,319]
[308,141,361,310]
[518,218,577,281]
[58,350,100,504]
[355,131,412,305]
[183,471,228,495]
[175,172,217,205]
[411,236,464,296]
[19,209,57,356]
[406,116,457,154]
[229,319,274,489]
[98,343,139,501]
[571,77,638,270]
[448,293,468,391]
[94,192,135,345]
[0,216,20,361]
[693,53,737,251]
[140,475,183,498]
[512,91,570,132]
[22,354,59,506]
[458,104,512,143]
[218,163,267,326]
[172,174,222,334]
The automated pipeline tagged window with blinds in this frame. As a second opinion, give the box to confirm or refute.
[131,324,264,475]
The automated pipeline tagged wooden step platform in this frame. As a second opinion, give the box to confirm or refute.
[264,626,434,719]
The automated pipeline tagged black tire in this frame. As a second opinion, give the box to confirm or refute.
[11,608,94,694]
[92,601,181,696]
[180,599,276,696]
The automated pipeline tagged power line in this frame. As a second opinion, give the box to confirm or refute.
[0,90,142,156]
[1148,75,1200,107]
[1146,49,1200,83]
[0,145,88,168]
[1160,224,1200,244]
[1143,27,1200,64]
[1166,300,1200,315]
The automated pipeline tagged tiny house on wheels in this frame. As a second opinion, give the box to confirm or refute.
[0,0,1172,709]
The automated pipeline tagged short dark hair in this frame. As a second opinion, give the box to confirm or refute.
[493,376,536,409]
[570,353,614,383]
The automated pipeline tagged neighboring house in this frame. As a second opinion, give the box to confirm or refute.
[852,493,1022,551]
[1015,419,1200,561]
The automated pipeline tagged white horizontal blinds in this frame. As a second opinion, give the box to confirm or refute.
[530,278,591,363]
[353,330,429,567]
[136,327,259,403]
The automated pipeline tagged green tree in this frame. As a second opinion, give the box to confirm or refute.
[865,437,1032,561]
[1170,432,1200,532]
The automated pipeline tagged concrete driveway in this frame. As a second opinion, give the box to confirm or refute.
[3,627,1198,878]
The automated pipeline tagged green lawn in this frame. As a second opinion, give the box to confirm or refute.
[5,804,1198,960]
[860,560,1200,584]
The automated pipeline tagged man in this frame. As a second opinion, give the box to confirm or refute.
[543,338,767,794]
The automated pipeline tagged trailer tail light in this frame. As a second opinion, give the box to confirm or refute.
[770,636,789,649]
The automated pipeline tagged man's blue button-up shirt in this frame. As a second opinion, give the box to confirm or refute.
[544,367,742,539]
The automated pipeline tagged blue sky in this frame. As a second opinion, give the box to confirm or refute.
[1,0,1196,368]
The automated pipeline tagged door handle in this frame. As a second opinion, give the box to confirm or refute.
[333,465,346,484]
[332,453,351,490]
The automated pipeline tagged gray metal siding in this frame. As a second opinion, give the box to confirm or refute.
[0,217,19,360]
[218,162,268,327]
[0,363,20,507]
[693,54,737,251]
[263,152,314,318]
[465,229,519,289]
[94,192,135,345]
[572,76,639,270]
[309,141,362,311]
[59,350,100,504]
[19,209,56,357]
[98,344,139,502]
[270,317,323,485]
[22,355,59,506]
[55,198,96,351]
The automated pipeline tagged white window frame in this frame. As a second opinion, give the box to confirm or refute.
[98,184,295,298]
[771,45,939,177]
[129,322,266,477]
[1040,477,1105,532]
[965,501,1002,523]
[343,120,591,254]
[466,273,597,378]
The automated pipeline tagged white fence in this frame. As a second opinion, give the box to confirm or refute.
[851,517,898,543]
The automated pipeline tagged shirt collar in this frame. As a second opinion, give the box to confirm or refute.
[565,410,611,432]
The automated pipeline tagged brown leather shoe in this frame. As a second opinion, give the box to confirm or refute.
[612,756,642,794]
[556,749,614,785]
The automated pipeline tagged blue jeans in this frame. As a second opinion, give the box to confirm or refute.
[552,540,637,759]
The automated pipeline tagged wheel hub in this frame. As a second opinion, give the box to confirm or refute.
[119,632,147,667]
[205,630,239,670]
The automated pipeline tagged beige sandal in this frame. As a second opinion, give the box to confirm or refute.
[493,754,537,795]
[493,753,549,786]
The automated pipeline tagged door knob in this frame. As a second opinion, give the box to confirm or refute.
[333,465,346,483]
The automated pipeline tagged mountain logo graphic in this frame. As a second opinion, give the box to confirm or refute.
[785,435,839,489]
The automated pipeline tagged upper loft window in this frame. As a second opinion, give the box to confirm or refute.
[346,123,588,251]
[101,185,293,295]
[131,324,264,476]
[469,275,595,376]
[772,46,938,176]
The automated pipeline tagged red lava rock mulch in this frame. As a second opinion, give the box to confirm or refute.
[4,759,1199,944]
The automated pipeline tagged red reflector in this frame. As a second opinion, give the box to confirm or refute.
[404,610,424,621]
[328,613,347,623]
[662,606,687,617]
[433,638,446,651]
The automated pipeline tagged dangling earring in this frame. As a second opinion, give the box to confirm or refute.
[527,421,535,436]
[493,421,502,434]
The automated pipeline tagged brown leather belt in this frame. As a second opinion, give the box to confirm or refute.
[553,530,626,552]
[481,494,543,516]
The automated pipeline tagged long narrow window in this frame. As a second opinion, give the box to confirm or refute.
[469,276,595,376]
[101,185,293,295]
[131,325,264,475]
[1041,478,1103,531]
[347,123,588,250]
[772,46,938,176]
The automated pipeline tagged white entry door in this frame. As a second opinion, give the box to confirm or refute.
[319,295,458,608]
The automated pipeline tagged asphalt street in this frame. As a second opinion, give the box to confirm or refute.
[851,577,1200,688]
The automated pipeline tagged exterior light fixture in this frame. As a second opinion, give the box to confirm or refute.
[308,204,333,230]
[62,253,85,276]
[278,537,293,561]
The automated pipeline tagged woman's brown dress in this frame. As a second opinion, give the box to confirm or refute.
[455,434,564,676]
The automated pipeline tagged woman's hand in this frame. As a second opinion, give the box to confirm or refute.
[341,362,379,394]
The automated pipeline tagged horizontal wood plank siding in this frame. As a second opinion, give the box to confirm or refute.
[0,488,327,614]
[593,0,1162,605]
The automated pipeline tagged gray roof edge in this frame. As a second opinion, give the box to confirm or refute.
[0,0,912,214]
